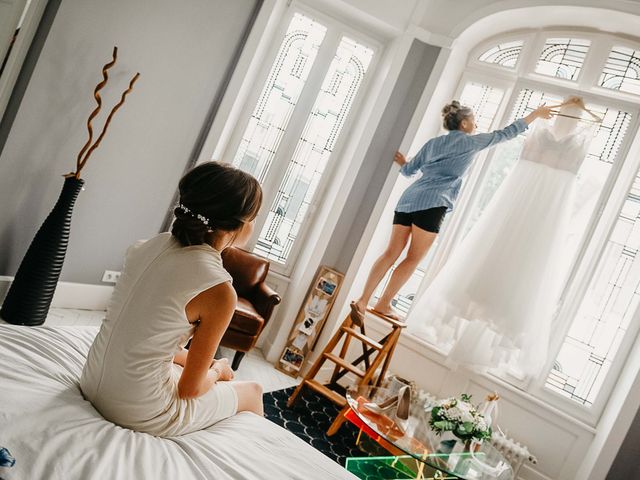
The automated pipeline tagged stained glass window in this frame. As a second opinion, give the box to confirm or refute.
[255,37,374,263]
[231,13,327,183]
[454,88,633,405]
[599,46,640,95]
[478,41,523,68]
[535,38,591,81]
[545,111,635,407]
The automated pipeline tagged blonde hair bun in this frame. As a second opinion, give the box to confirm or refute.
[441,100,461,117]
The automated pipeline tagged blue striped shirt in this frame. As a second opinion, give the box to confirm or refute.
[396,119,528,213]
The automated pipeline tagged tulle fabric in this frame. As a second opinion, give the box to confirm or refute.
[407,118,593,377]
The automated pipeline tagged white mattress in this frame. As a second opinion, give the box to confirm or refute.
[0,325,355,479]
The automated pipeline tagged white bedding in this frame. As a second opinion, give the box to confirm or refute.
[0,325,355,479]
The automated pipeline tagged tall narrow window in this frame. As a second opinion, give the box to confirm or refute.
[232,13,327,183]
[256,37,374,262]
[227,12,376,270]
[546,108,634,406]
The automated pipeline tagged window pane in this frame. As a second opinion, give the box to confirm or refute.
[478,41,523,68]
[599,46,640,95]
[462,89,562,233]
[255,37,374,263]
[545,110,634,407]
[535,38,591,81]
[375,82,504,315]
[464,89,623,247]
[231,13,327,183]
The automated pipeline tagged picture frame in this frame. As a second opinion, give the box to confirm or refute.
[276,266,344,377]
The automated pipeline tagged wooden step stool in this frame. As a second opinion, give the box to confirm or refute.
[287,308,406,435]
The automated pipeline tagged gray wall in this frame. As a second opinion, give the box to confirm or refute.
[322,40,441,272]
[607,406,640,479]
[0,0,259,284]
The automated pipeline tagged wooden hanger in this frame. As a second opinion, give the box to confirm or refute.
[547,97,603,124]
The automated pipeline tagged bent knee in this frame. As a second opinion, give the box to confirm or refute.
[249,381,263,397]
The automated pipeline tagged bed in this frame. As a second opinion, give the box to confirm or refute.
[0,325,356,479]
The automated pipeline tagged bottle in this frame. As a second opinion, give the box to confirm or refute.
[479,392,500,429]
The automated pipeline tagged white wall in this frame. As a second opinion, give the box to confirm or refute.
[0,0,258,283]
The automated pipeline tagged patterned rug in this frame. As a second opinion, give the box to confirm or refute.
[263,386,363,465]
[263,386,415,479]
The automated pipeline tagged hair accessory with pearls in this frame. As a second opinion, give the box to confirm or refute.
[177,203,212,229]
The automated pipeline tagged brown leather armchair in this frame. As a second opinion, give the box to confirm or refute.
[220,247,281,370]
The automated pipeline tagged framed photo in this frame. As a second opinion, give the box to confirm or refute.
[280,347,305,370]
[316,277,337,296]
[276,266,344,377]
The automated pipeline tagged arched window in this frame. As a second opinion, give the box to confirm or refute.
[477,40,523,68]
[386,29,640,421]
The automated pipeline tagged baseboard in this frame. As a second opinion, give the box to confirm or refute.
[0,276,113,311]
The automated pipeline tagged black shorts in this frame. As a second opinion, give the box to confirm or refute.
[393,207,447,233]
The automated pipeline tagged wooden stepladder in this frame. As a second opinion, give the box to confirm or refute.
[287,308,406,435]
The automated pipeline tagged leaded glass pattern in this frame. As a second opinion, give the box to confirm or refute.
[457,82,504,134]
[255,37,374,263]
[471,89,630,231]
[463,88,563,233]
[478,41,523,68]
[599,46,640,95]
[535,37,591,81]
[454,88,633,406]
[545,113,636,407]
[232,13,327,183]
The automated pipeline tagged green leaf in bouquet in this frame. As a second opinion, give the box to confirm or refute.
[433,420,455,431]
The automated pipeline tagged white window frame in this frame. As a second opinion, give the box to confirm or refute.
[218,1,381,276]
[0,0,49,120]
[406,28,640,425]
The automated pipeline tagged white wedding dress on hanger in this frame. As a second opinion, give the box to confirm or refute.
[407,107,594,377]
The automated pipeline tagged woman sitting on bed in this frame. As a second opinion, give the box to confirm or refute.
[80,162,264,437]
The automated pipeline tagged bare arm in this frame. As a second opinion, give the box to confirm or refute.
[523,104,554,125]
[173,347,189,367]
[177,282,237,399]
[395,142,430,177]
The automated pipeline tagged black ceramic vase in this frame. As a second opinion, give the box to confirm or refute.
[1,176,84,325]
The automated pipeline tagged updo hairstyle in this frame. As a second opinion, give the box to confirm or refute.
[171,162,262,247]
[442,100,474,131]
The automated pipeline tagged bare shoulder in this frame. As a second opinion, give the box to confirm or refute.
[186,281,237,323]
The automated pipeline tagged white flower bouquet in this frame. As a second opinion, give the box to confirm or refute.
[429,394,492,442]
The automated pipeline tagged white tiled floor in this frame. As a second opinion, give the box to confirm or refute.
[45,308,298,393]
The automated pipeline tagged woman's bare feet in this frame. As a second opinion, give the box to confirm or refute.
[371,302,401,321]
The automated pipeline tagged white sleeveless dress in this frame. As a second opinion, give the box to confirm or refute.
[407,117,594,377]
[80,233,238,437]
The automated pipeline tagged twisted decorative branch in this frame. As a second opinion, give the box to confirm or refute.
[71,46,140,179]
[74,46,118,175]
[76,72,140,176]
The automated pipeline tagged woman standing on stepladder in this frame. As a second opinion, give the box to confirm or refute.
[349,100,553,324]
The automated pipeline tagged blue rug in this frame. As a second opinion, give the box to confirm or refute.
[263,386,363,465]
[263,386,415,479]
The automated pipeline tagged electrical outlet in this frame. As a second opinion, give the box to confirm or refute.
[102,270,121,284]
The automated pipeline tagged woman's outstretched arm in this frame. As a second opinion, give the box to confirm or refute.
[177,282,237,399]
[467,105,553,152]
